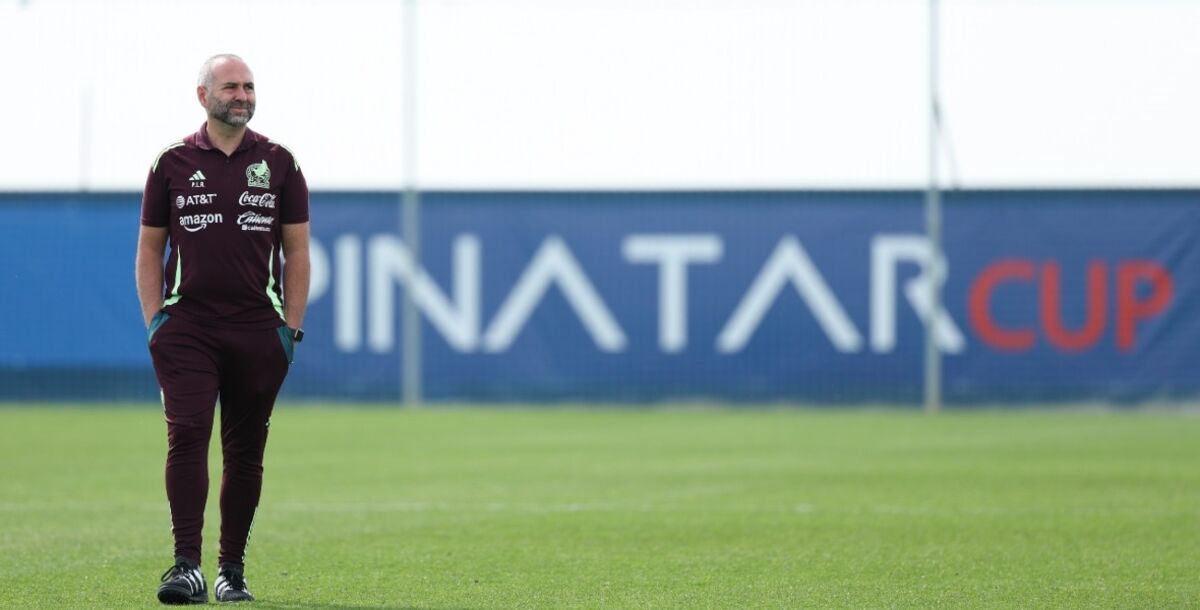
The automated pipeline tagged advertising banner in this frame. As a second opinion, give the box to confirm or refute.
[1,191,1195,403]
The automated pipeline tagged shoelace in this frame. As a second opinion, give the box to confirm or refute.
[160,561,193,582]
[219,568,247,591]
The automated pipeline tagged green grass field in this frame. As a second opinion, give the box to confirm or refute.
[1,405,1198,609]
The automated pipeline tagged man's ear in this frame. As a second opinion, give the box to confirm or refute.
[196,86,208,108]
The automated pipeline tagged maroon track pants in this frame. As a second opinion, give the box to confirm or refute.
[148,313,290,566]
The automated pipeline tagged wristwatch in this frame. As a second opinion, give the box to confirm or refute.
[289,327,305,343]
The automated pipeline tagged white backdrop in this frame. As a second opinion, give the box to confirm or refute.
[1,0,1197,191]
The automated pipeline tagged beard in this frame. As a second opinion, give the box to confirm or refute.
[207,97,255,127]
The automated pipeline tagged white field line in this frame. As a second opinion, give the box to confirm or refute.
[868,504,1197,518]
[269,500,821,514]
[0,500,1193,518]
[0,501,165,512]
[0,500,817,514]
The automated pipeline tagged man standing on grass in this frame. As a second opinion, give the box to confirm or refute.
[135,53,310,604]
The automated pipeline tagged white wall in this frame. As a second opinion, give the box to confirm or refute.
[2,0,1197,191]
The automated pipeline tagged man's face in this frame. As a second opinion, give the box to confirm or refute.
[202,59,256,127]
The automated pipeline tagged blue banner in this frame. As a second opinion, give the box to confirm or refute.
[1,191,1196,403]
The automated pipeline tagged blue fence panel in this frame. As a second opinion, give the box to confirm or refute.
[1,190,1196,403]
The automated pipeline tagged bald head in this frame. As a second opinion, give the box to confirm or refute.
[198,54,251,92]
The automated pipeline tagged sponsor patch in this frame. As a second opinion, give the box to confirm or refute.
[180,212,223,232]
[238,211,275,232]
[176,193,217,209]
[239,191,277,209]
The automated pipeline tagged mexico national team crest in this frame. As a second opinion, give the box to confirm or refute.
[246,160,271,189]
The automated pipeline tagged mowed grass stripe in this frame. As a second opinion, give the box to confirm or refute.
[0,406,1197,609]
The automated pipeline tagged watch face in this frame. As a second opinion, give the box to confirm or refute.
[293,328,304,342]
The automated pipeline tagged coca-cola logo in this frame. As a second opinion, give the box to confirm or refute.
[238,191,277,209]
